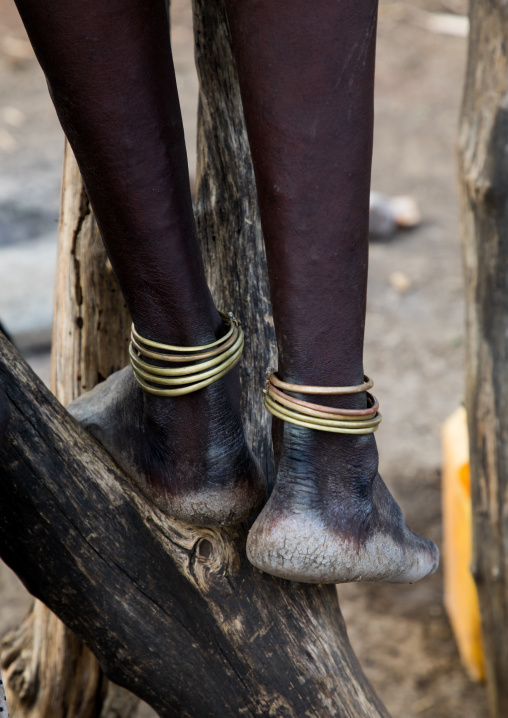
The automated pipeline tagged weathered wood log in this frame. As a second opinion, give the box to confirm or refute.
[192,0,276,486]
[458,2,508,715]
[0,333,388,717]
[1,144,137,718]
[51,142,132,404]
[0,395,10,718]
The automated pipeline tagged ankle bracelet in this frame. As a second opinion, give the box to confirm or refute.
[130,312,243,396]
[263,371,382,434]
[268,372,374,395]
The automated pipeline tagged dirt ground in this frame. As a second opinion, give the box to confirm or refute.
[0,0,490,716]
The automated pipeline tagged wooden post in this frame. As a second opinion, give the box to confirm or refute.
[458,1,508,715]
[1,144,137,718]
[192,0,276,485]
[51,143,132,405]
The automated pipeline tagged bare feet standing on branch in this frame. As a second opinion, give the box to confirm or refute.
[13,0,438,583]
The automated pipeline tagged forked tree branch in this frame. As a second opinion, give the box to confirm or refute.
[0,334,387,717]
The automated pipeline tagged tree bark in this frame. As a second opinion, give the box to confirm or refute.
[51,142,132,405]
[458,2,508,715]
[0,333,388,718]
[1,144,137,718]
[192,0,276,486]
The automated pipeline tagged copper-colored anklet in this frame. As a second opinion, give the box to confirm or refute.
[264,371,381,435]
[268,372,374,395]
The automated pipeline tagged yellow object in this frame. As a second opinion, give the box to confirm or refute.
[442,406,485,682]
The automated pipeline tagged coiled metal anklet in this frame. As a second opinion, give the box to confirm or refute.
[130,311,243,397]
[264,371,382,435]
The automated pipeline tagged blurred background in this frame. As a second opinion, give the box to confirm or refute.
[0,0,486,716]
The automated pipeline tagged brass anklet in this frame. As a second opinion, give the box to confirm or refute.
[130,311,243,396]
[268,372,374,395]
[264,371,381,435]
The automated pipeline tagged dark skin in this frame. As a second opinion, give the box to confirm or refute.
[224,0,437,581]
[14,0,266,525]
[226,0,372,393]
[14,0,438,579]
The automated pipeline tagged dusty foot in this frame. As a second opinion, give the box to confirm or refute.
[69,366,266,526]
[247,421,439,583]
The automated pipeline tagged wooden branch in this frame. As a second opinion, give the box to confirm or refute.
[458,2,508,715]
[1,145,136,718]
[0,335,388,717]
[51,142,131,405]
[192,0,277,485]
[0,668,9,718]
[0,386,9,439]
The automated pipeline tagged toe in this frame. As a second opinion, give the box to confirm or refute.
[388,530,440,584]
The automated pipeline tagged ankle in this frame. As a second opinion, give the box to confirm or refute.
[280,422,379,481]
[140,369,242,427]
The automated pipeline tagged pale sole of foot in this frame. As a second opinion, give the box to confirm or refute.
[69,367,266,527]
[246,502,439,584]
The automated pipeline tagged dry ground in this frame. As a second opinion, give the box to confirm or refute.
[0,0,490,716]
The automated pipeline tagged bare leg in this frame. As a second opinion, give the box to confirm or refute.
[14,0,265,524]
[225,0,439,581]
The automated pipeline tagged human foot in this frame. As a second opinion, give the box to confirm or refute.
[246,422,439,583]
[69,366,266,526]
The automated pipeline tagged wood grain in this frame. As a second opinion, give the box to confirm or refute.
[458,2,508,715]
[192,0,277,486]
[51,142,131,405]
[1,145,136,718]
[0,334,388,717]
